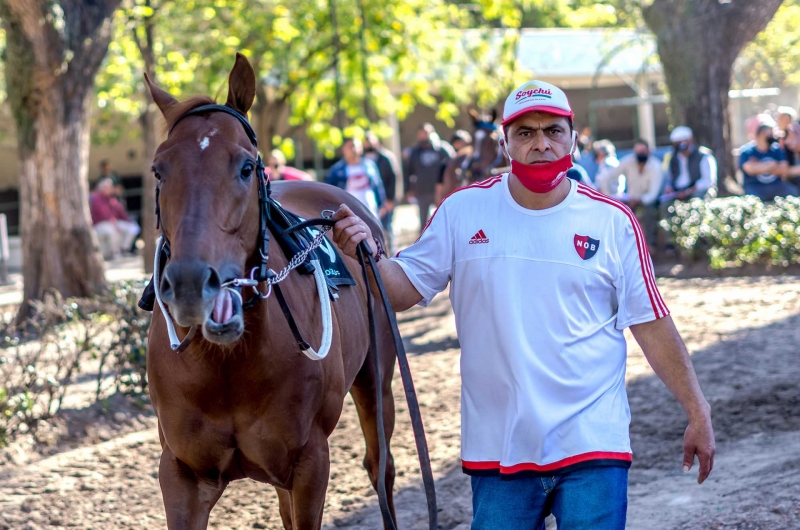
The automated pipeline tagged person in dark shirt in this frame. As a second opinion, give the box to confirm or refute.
[403,123,455,234]
[364,131,401,253]
[740,124,796,201]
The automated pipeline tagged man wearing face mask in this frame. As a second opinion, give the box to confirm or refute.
[663,126,717,200]
[330,80,715,529]
[596,139,664,252]
[740,124,796,201]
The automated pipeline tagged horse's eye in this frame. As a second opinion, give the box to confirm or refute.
[151,166,161,180]
[240,163,254,180]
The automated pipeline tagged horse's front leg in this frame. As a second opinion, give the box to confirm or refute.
[290,427,331,529]
[159,445,228,530]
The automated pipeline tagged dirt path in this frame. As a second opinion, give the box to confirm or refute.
[2,275,800,529]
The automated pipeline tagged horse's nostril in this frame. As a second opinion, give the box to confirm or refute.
[203,266,221,300]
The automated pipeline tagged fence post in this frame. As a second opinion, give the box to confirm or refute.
[0,213,9,285]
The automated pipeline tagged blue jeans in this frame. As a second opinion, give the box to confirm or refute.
[470,466,628,529]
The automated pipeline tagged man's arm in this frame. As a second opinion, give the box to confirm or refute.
[630,316,715,484]
[695,154,717,195]
[640,163,664,205]
[332,205,424,312]
[742,159,777,175]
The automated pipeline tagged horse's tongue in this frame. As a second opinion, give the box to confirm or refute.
[212,290,233,323]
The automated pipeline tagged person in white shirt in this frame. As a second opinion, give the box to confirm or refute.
[663,126,717,199]
[596,139,664,251]
[331,80,715,529]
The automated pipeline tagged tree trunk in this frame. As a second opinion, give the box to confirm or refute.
[133,3,158,274]
[642,0,784,195]
[0,0,122,320]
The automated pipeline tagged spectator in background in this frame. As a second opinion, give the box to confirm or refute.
[326,137,386,220]
[597,139,664,252]
[777,106,797,134]
[90,178,140,260]
[745,113,777,143]
[740,124,795,201]
[268,149,313,181]
[784,121,800,183]
[663,126,717,200]
[364,131,401,252]
[591,139,619,189]
[99,159,125,201]
[404,123,455,233]
[450,130,473,154]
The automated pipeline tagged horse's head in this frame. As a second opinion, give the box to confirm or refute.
[465,108,507,182]
[146,53,260,345]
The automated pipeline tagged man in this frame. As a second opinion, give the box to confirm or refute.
[597,139,664,252]
[267,149,313,181]
[663,126,717,200]
[332,80,715,528]
[326,137,386,220]
[364,131,401,253]
[90,178,140,260]
[404,123,455,234]
[450,129,473,153]
[591,139,619,189]
[776,106,797,135]
[740,124,797,201]
[784,121,800,183]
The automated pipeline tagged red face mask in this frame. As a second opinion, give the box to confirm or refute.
[510,154,573,193]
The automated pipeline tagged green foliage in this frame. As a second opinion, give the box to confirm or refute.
[661,196,800,270]
[735,0,800,88]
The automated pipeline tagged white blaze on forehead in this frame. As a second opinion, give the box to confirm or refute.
[198,127,219,151]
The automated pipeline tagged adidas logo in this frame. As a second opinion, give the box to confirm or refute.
[469,230,489,244]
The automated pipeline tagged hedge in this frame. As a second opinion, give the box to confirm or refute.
[660,196,800,270]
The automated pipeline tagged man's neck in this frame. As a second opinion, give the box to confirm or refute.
[508,173,571,210]
[756,139,769,151]
[345,156,360,165]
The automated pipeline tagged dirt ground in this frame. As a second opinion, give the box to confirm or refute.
[2,274,800,529]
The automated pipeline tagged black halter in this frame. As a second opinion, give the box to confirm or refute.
[159,104,273,285]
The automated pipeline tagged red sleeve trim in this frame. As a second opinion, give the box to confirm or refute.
[576,184,669,319]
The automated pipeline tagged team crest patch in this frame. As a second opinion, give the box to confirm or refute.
[574,234,600,260]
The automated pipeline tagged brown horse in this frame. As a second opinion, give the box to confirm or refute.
[145,54,397,529]
[440,109,508,198]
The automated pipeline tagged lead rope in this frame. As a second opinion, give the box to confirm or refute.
[357,241,438,530]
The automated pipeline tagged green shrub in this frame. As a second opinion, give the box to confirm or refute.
[660,196,800,269]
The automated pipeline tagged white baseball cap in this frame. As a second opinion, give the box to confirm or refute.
[502,80,574,126]
[669,126,693,142]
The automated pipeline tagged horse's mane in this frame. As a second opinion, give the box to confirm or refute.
[160,95,217,136]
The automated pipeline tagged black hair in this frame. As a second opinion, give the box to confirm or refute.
[633,138,650,149]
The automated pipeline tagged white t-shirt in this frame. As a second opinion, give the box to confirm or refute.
[392,175,668,476]
[345,163,379,217]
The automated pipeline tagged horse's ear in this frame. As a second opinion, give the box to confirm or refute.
[144,72,178,116]
[490,108,498,123]
[225,52,256,115]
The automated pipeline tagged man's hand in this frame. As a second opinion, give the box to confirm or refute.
[627,198,641,209]
[331,204,378,260]
[683,411,715,484]
[385,199,394,212]
[630,316,716,485]
[664,186,674,195]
